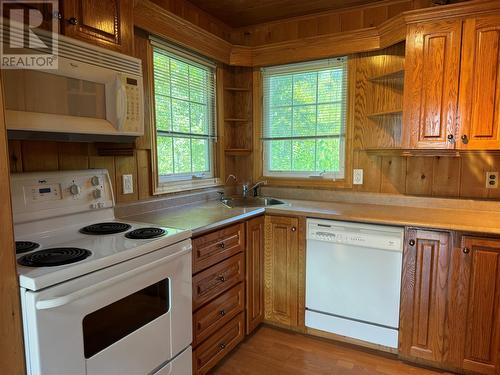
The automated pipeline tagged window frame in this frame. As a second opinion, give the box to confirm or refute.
[253,58,353,189]
[148,38,222,195]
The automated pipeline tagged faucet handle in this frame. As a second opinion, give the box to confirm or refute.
[217,191,225,201]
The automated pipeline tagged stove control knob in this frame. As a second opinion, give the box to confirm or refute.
[93,189,102,199]
[69,184,81,195]
[91,176,100,186]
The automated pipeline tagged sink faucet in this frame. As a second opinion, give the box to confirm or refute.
[249,180,268,197]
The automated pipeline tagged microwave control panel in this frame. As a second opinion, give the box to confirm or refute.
[122,75,144,134]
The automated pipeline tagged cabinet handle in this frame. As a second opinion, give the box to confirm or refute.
[217,275,225,282]
[461,135,469,144]
[219,343,226,350]
[68,17,78,25]
[463,247,470,254]
[408,239,415,246]
[291,227,297,232]
[219,242,225,249]
[219,309,226,316]
[447,134,455,143]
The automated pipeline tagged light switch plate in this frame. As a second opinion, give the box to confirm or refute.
[122,174,134,194]
[486,172,498,189]
[353,169,363,185]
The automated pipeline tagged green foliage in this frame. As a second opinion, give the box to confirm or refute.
[266,66,345,174]
[153,49,212,177]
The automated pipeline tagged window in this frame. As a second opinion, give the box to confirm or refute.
[262,57,348,179]
[152,41,217,187]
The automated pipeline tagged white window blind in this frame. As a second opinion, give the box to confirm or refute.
[151,39,216,181]
[262,57,348,179]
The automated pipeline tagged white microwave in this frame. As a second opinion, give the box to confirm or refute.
[3,33,144,138]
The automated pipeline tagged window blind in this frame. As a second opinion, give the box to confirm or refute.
[151,40,217,141]
[262,57,348,178]
[151,38,217,179]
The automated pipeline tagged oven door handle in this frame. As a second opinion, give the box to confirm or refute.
[35,244,191,310]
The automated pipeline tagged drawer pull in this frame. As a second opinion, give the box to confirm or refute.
[219,242,225,249]
[220,309,226,316]
[219,343,226,350]
[408,239,415,246]
[217,275,225,282]
[291,227,297,232]
[463,247,470,254]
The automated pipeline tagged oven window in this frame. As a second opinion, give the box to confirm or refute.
[82,278,170,358]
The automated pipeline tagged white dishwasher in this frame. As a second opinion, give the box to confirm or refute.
[306,218,404,349]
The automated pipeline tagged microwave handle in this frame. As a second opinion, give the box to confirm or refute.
[35,244,192,310]
[115,77,127,130]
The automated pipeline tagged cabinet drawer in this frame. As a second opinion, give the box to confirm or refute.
[193,283,244,347]
[193,253,244,310]
[193,223,245,273]
[193,312,245,375]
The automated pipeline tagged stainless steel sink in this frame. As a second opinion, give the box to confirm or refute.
[221,197,284,208]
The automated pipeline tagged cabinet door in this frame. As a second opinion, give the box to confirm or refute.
[399,229,451,363]
[450,237,500,374]
[246,216,264,334]
[457,15,500,150]
[264,215,299,328]
[61,0,133,55]
[402,20,462,149]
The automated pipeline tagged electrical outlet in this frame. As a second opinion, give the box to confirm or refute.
[122,174,134,194]
[353,169,363,185]
[486,172,498,189]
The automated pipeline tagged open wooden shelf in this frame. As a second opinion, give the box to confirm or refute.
[224,87,251,92]
[368,69,404,83]
[224,148,252,156]
[367,109,403,118]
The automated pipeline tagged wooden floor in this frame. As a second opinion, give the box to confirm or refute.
[211,326,456,375]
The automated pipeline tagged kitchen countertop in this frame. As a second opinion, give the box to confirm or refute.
[124,200,264,236]
[122,198,500,236]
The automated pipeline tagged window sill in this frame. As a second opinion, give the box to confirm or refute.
[153,177,222,195]
[261,176,352,189]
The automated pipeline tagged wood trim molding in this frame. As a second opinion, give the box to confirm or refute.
[134,0,233,64]
[0,75,26,374]
[135,0,500,67]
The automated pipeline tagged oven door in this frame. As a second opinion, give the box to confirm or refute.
[22,239,192,375]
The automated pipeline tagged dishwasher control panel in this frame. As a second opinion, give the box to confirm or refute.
[307,218,404,251]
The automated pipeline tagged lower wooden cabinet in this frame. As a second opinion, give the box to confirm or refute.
[263,215,304,329]
[193,312,245,375]
[448,236,500,374]
[400,229,500,374]
[399,229,452,363]
[246,216,264,334]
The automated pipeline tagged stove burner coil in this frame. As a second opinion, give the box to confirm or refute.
[125,227,166,239]
[15,241,40,254]
[18,248,92,267]
[80,222,131,235]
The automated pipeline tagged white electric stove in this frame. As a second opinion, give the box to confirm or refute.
[11,169,193,375]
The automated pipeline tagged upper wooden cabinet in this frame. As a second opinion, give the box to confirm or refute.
[403,14,500,150]
[402,20,462,149]
[60,0,133,55]
[457,15,500,150]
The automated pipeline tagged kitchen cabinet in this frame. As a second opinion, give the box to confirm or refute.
[403,14,500,151]
[402,20,462,149]
[60,0,133,55]
[457,15,500,150]
[264,215,302,329]
[399,229,452,363]
[447,236,500,374]
[246,216,264,335]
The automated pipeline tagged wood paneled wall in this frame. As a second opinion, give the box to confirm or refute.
[229,0,435,46]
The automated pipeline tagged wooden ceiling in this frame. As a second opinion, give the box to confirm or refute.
[187,0,386,27]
